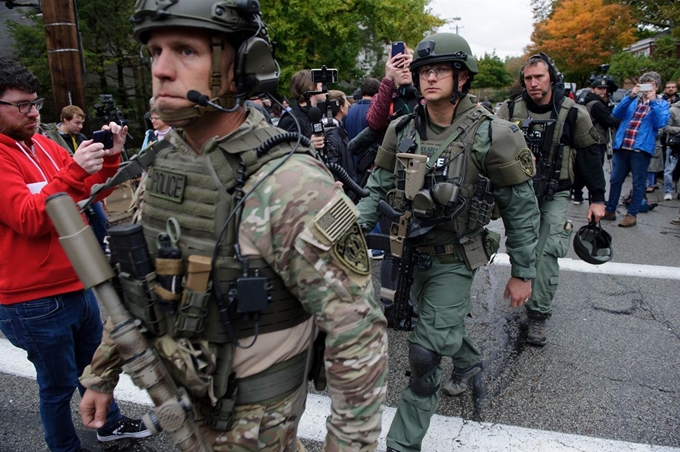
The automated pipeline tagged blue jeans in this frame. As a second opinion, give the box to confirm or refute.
[606,149,651,217]
[0,289,121,452]
[664,151,678,194]
[85,201,108,252]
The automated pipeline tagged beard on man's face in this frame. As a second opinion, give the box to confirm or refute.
[0,115,39,142]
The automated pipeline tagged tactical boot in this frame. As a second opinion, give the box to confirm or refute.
[526,311,548,346]
[441,361,483,396]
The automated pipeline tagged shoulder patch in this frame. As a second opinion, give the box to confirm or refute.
[517,148,534,177]
[312,194,358,243]
[332,222,370,275]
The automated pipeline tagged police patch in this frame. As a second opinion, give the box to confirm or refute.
[332,223,371,275]
[148,168,186,203]
[517,148,534,177]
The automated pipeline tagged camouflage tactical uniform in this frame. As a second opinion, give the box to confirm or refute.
[81,108,388,451]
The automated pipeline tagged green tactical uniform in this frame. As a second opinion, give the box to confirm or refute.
[497,91,603,320]
[358,86,540,450]
[81,108,388,451]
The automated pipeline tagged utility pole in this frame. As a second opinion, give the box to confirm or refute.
[40,0,89,133]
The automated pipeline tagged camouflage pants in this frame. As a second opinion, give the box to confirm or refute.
[202,385,307,452]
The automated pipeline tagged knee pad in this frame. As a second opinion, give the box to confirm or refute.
[408,344,441,397]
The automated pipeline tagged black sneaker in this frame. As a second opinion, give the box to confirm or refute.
[97,416,151,442]
[441,362,483,396]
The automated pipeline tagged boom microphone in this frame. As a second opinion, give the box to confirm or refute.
[186,90,239,113]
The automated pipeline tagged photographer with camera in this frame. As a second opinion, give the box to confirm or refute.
[277,69,325,151]
[602,72,670,227]
[321,90,355,179]
[571,77,621,204]
[0,57,151,452]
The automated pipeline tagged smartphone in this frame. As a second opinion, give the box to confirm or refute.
[639,83,653,92]
[310,66,338,84]
[92,130,114,149]
[391,41,405,58]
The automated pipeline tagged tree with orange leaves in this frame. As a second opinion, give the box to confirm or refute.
[528,0,637,85]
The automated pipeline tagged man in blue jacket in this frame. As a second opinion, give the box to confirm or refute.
[603,72,670,227]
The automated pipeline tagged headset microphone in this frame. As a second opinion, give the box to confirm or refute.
[309,106,324,135]
[541,89,550,97]
[186,90,239,113]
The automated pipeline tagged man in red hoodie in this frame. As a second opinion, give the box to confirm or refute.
[0,57,150,452]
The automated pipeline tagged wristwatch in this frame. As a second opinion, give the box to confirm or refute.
[517,277,532,282]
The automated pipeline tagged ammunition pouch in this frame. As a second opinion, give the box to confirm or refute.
[175,288,212,341]
[206,351,308,431]
[118,271,169,337]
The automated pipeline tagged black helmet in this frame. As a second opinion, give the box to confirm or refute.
[573,221,613,265]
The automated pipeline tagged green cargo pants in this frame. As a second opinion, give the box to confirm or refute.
[526,190,572,317]
[386,257,481,452]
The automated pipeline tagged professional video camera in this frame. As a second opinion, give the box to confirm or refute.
[93,94,131,160]
[94,94,129,128]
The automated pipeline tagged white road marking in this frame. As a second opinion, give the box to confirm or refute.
[492,253,680,280]
[1,339,677,451]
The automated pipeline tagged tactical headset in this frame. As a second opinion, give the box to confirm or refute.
[519,52,562,89]
[132,0,279,116]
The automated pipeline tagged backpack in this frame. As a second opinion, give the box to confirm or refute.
[623,189,657,213]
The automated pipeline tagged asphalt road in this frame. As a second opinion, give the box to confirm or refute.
[1,171,679,451]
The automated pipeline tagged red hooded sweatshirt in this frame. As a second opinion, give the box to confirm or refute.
[0,132,119,304]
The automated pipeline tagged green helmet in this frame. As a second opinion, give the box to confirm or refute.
[411,33,478,75]
[131,0,278,124]
[131,0,260,45]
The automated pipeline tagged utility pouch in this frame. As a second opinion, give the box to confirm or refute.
[153,335,216,403]
[175,255,213,341]
[459,234,488,270]
[482,229,501,259]
[118,271,167,336]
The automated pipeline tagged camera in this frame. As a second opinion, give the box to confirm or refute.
[310,66,338,85]
[93,94,127,127]
[639,83,653,92]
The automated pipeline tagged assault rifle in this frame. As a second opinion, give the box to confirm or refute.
[364,153,428,330]
[521,118,560,205]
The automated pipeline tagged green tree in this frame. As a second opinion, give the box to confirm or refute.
[608,0,680,34]
[528,0,637,86]
[609,35,680,85]
[473,53,514,89]
[261,0,444,96]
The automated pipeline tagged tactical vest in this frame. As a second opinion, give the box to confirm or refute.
[135,125,312,343]
[509,97,577,184]
[585,99,610,145]
[390,99,493,238]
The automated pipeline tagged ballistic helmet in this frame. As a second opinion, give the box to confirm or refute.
[131,0,278,124]
[573,221,613,265]
[411,33,478,75]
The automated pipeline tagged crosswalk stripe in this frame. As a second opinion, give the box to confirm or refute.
[1,338,677,451]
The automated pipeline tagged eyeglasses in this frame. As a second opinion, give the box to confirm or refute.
[418,65,454,79]
[150,116,161,121]
[0,98,44,114]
